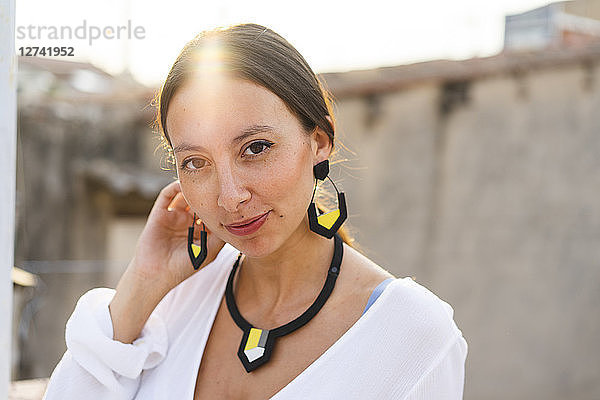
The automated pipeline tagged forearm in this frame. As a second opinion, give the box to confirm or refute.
[109,264,171,344]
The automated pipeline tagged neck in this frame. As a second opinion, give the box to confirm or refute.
[233,217,336,321]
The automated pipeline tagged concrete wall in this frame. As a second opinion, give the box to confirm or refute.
[14,93,169,379]
[326,61,600,399]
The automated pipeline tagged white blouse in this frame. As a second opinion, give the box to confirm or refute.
[43,243,468,399]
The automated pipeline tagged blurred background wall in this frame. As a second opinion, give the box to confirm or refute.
[11,1,600,399]
[13,57,172,379]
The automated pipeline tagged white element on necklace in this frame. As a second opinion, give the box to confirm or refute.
[245,347,265,362]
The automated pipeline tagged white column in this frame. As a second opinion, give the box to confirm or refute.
[0,0,17,395]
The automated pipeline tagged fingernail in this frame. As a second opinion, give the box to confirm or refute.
[167,207,173,212]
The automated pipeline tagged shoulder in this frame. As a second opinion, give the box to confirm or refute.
[375,278,467,392]
[371,276,464,362]
[340,243,462,341]
[387,277,459,328]
[338,242,396,300]
[362,278,466,397]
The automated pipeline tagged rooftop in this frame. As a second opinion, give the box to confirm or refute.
[320,40,600,97]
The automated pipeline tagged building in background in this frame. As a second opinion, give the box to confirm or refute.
[14,56,172,379]
[505,0,600,51]
[321,41,600,400]
[13,1,600,398]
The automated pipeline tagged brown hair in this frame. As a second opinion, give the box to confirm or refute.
[155,23,355,247]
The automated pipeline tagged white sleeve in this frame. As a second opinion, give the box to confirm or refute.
[401,335,468,400]
[43,288,168,400]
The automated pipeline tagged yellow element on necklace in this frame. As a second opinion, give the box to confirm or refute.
[244,328,268,362]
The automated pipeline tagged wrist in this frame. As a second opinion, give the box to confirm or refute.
[125,256,178,295]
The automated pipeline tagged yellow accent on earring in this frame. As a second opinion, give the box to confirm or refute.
[191,243,202,258]
[245,328,262,350]
[317,209,340,229]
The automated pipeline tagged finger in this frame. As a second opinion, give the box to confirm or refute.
[167,191,190,212]
[153,180,182,210]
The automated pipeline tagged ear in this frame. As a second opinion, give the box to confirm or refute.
[310,116,334,163]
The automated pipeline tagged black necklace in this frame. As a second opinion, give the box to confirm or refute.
[225,233,343,373]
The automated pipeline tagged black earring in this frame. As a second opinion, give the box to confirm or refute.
[307,160,348,239]
[188,213,208,270]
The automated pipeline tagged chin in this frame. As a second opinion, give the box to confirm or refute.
[226,233,280,258]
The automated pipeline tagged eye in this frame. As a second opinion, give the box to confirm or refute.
[243,140,273,157]
[182,158,206,170]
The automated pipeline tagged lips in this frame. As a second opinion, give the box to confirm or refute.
[227,213,268,227]
[224,211,270,236]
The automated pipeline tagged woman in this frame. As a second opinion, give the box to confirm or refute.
[44,24,467,399]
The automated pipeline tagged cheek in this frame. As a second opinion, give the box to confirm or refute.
[178,177,211,214]
[259,142,314,213]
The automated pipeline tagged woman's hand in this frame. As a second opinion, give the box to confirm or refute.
[109,180,225,343]
[129,180,226,292]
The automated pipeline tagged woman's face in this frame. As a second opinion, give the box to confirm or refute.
[166,75,330,257]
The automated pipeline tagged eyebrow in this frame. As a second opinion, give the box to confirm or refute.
[172,124,276,154]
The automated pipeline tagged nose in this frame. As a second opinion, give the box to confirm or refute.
[216,168,251,213]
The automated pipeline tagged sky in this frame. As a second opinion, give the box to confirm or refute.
[15,0,552,87]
